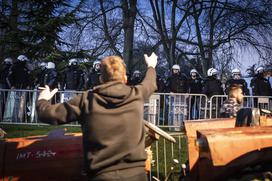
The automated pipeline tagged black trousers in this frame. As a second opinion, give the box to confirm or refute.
[89,167,147,181]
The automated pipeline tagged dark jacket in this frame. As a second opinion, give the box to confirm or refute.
[156,76,167,93]
[203,76,224,98]
[188,77,203,94]
[250,75,272,96]
[36,68,47,87]
[0,64,12,89]
[36,67,157,176]
[62,66,85,90]
[7,62,32,89]
[44,68,58,88]
[87,70,101,89]
[167,73,188,93]
[128,75,143,86]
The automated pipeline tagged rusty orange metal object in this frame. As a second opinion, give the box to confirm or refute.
[0,133,86,181]
[185,117,272,181]
[184,118,235,170]
[196,126,272,181]
[198,126,272,166]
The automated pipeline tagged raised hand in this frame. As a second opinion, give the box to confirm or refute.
[38,85,58,101]
[144,52,158,68]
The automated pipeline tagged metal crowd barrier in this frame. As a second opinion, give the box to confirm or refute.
[0,89,83,125]
[209,95,272,118]
[0,89,209,128]
[144,93,208,130]
[1,88,271,126]
[148,132,186,181]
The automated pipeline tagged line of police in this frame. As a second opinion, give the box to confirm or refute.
[156,64,272,97]
[0,55,271,97]
[0,55,101,91]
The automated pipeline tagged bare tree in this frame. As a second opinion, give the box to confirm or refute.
[137,0,272,76]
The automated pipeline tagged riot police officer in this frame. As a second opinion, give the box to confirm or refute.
[166,64,188,93]
[128,70,142,85]
[62,59,85,91]
[156,74,167,93]
[43,62,58,89]
[0,58,13,89]
[225,68,249,95]
[203,68,224,98]
[188,69,203,94]
[188,69,203,119]
[0,58,13,121]
[250,66,272,96]
[87,60,101,89]
[7,55,32,89]
[35,62,47,88]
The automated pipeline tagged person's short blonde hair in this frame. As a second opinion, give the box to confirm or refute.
[100,56,127,83]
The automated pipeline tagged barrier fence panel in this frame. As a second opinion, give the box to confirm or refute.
[1,89,209,127]
[209,95,272,119]
[148,132,187,181]
[0,89,38,124]
[144,93,208,129]
[0,89,83,125]
[243,95,272,110]
[2,89,271,125]
[208,95,227,119]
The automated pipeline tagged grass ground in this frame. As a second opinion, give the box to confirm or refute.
[0,124,81,138]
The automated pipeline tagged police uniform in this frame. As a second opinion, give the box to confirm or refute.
[167,73,188,93]
[62,65,85,91]
[128,71,143,86]
[7,61,32,89]
[87,70,101,89]
[156,76,167,93]
[0,63,12,89]
[188,77,203,94]
[251,75,272,96]
[44,68,58,89]
[202,76,224,98]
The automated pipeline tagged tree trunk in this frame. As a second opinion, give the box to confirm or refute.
[191,0,208,75]
[9,0,20,56]
[122,0,137,72]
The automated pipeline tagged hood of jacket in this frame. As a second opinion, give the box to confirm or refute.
[93,81,132,106]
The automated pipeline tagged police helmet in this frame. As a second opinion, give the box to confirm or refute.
[207,68,218,76]
[133,70,141,74]
[4,58,13,65]
[256,66,264,74]
[46,62,55,69]
[93,60,101,68]
[172,64,180,70]
[231,68,241,76]
[133,70,141,76]
[68,58,78,66]
[190,69,198,75]
[17,55,29,62]
[39,62,47,68]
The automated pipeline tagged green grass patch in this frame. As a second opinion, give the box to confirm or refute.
[0,124,81,138]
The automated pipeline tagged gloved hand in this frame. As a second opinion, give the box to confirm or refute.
[144,52,158,68]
